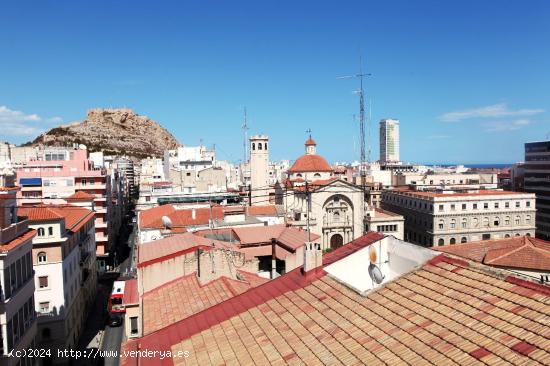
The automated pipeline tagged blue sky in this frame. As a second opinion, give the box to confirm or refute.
[1,1,549,164]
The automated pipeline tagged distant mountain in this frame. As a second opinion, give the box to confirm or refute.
[25,108,180,158]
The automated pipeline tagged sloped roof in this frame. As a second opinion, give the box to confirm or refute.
[232,224,320,251]
[139,204,224,230]
[137,232,236,267]
[19,205,94,233]
[65,190,94,201]
[142,271,269,335]
[437,236,550,271]
[19,207,63,221]
[246,205,280,216]
[123,243,550,366]
[288,154,333,173]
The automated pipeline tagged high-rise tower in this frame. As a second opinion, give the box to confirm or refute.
[379,119,400,164]
[249,135,269,206]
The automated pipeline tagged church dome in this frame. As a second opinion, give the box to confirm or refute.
[288,154,333,173]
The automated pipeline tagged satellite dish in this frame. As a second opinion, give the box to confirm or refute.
[368,246,385,285]
[161,216,173,229]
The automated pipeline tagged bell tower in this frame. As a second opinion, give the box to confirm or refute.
[249,135,269,206]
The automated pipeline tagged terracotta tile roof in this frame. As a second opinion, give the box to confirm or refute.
[288,154,333,173]
[437,236,550,271]
[233,224,320,251]
[373,208,403,218]
[142,271,268,335]
[246,205,279,216]
[139,205,224,230]
[123,249,550,366]
[65,190,94,201]
[305,137,317,146]
[123,279,139,305]
[0,229,35,253]
[18,207,63,221]
[137,232,236,267]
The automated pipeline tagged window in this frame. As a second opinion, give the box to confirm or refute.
[494,203,499,209]
[461,237,467,243]
[314,173,321,178]
[438,220,444,230]
[264,143,268,150]
[462,204,466,210]
[483,217,489,227]
[258,143,263,150]
[505,234,510,238]
[438,239,444,246]
[494,217,500,226]
[38,252,47,263]
[461,218,467,228]
[439,205,444,211]
[37,227,45,237]
[48,227,53,236]
[450,219,456,229]
[505,202,510,208]
[515,201,520,208]
[38,276,48,289]
[515,216,521,225]
[39,302,49,313]
[482,234,491,240]
[81,179,87,186]
[451,204,456,211]
[505,216,510,225]
[484,203,488,209]
[526,215,531,224]
[526,201,531,207]
[473,203,478,210]
[186,172,191,176]
[450,238,456,245]
[130,317,139,335]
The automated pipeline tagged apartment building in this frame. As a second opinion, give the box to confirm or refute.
[0,161,37,366]
[393,171,498,189]
[381,189,536,247]
[19,206,96,363]
[15,147,118,271]
[524,140,550,239]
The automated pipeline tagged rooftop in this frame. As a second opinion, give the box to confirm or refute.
[123,234,550,366]
[389,189,535,199]
[436,236,550,272]
[19,205,94,233]
[142,270,268,335]
[288,154,333,173]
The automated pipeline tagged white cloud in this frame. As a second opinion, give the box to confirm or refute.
[439,103,544,122]
[0,105,62,139]
[484,119,533,132]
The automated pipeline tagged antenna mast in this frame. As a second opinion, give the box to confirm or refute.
[242,107,249,164]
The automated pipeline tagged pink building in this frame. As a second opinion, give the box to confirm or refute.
[15,148,116,271]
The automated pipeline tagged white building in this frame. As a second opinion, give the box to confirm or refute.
[382,188,537,247]
[379,119,400,164]
[249,135,269,206]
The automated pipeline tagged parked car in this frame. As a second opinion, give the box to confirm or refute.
[108,314,123,327]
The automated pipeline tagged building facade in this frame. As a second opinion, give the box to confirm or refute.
[0,161,37,366]
[524,140,550,240]
[379,119,400,164]
[20,206,96,364]
[249,135,269,206]
[382,189,536,246]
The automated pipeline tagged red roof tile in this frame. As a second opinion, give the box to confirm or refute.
[233,224,320,250]
[123,279,139,305]
[137,232,237,267]
[437,236,550,271]
[19,205,94,233]
[288,155,333,173]
[124,251,550,366]
[246,205,279,216]
[0,229,35,253]
[139,205,224,230]
[323,231,385,266]
[65,190,94,201]
[18,207,63,221]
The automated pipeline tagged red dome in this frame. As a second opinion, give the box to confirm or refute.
[288,154,333,173]
[305,138,317,146]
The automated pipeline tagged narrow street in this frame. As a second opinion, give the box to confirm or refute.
[77,220,136,365]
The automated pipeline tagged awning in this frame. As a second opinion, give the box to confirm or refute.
[19,177,42,186]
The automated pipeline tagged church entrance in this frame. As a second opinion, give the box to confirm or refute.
[330,234,344,250]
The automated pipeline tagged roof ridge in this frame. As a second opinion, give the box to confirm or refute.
[483,244,527,265]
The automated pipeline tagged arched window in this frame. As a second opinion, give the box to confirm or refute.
[438,238,444,246]
[483,217,489,227]
[526,233,531,237]
[461,218,467,228]
[252,143,255,151]
[450,219,456,229]
[461,237,467,243]
[526,215,531,224]
[472,218,479,227]
[438,220,444,230]
[264,143,268,150]
[515,216,521,225]
[37,227,45,236]
[38,252,47,263]
[296,173,302,178]
[48,226,53,236]
[505,234,510,238]
[258,143,263,150]
[314,173,321,178]
[515,233,520,237]
[505,216,510,225]
[450,238,456,245]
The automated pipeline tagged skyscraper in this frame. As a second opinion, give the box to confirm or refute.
[524,140,550,239]
[379,119,400,164]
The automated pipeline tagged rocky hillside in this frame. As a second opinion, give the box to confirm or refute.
[27,108,180,158]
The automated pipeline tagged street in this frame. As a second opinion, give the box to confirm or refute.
[77,220,136,366]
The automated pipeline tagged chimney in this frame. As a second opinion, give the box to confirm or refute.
[303,241,322,273]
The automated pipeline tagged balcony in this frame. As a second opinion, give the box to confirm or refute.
[323,217,353,229]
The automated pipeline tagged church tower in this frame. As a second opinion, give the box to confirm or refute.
[249,135,269,206]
